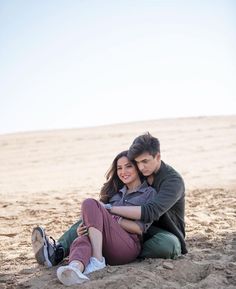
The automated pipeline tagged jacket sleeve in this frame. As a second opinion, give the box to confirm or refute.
[134,220,152,233]
[137,186,157,231]
[140,176,185,223]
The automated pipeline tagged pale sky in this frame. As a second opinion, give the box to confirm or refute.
[0,0,235,135]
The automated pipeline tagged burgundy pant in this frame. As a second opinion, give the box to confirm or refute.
[69,198,141,267]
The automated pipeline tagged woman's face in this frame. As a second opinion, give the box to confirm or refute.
[116,156,139,185]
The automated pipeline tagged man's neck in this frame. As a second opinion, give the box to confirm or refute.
[147,175,154,185]
[154,161,161,173]
[147,161,162,185]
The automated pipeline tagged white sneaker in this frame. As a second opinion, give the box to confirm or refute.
[57,263,89,286]
[84,257,106,275]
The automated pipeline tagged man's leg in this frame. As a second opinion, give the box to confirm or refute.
[58,220,82,257]
[139,227,181,259]
[32,220,82,267]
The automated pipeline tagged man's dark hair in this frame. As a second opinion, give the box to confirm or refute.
[128,132,160,160]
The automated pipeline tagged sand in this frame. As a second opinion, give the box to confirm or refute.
[0,115,236,289]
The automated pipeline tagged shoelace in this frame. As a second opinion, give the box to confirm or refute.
[49,236,57,250]
[49,236,65,263]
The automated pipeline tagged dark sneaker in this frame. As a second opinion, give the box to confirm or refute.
[31,226,64,267]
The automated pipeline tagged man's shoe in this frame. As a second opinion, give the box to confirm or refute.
[31,226,64,267]
[83,257,106,275]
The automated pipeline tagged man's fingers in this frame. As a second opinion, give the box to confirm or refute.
[77,225,88,236]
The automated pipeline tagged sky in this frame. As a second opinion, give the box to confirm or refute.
[0,0,235,135]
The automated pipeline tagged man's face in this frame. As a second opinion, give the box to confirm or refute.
[134,152,160,176]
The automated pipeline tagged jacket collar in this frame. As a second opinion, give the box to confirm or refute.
[119,180,149,196]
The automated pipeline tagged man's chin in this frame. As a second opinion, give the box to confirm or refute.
[142,172,150,176]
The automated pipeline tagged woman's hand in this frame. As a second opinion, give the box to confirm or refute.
[77,223,88,236]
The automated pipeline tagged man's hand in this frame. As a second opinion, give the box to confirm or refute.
[77,223,88,236]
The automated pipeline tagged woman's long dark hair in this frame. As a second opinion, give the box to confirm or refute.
[99,150,143,203]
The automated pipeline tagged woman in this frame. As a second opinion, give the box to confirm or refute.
[57,150,156,286]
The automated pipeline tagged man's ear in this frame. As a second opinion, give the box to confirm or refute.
[155,152,161,161]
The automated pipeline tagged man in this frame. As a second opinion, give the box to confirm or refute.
[32,132,187,267]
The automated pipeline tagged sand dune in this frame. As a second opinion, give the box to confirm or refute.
[0,115,236,288]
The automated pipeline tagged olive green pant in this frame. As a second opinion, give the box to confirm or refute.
[139,226,181,259]
[58,220,82,257]
[58,221,181,259]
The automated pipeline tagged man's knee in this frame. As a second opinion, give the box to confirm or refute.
[140,230,181,259]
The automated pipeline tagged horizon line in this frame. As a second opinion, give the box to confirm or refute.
[0,114,235,137]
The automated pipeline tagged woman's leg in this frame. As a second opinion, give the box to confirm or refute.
[69,235,92,268]
[57,235,92,285]
[82,198,141,266]
[88,227,103,261]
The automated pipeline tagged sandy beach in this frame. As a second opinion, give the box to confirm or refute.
[0,115,236,289]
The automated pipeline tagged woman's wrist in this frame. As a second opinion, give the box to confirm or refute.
[104,203,113,211]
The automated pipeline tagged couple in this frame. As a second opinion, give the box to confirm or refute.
[31,132,187,286]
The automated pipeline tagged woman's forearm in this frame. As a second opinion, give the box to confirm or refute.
[110,206,141,220]
[119,218,142,235]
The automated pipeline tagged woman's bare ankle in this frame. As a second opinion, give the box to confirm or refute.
[69,260,84,272]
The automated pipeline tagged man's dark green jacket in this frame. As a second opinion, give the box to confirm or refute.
[141,161,187,254]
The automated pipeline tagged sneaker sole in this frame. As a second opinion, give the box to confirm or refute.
[31,226,53,268]
[57,266,89,286]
